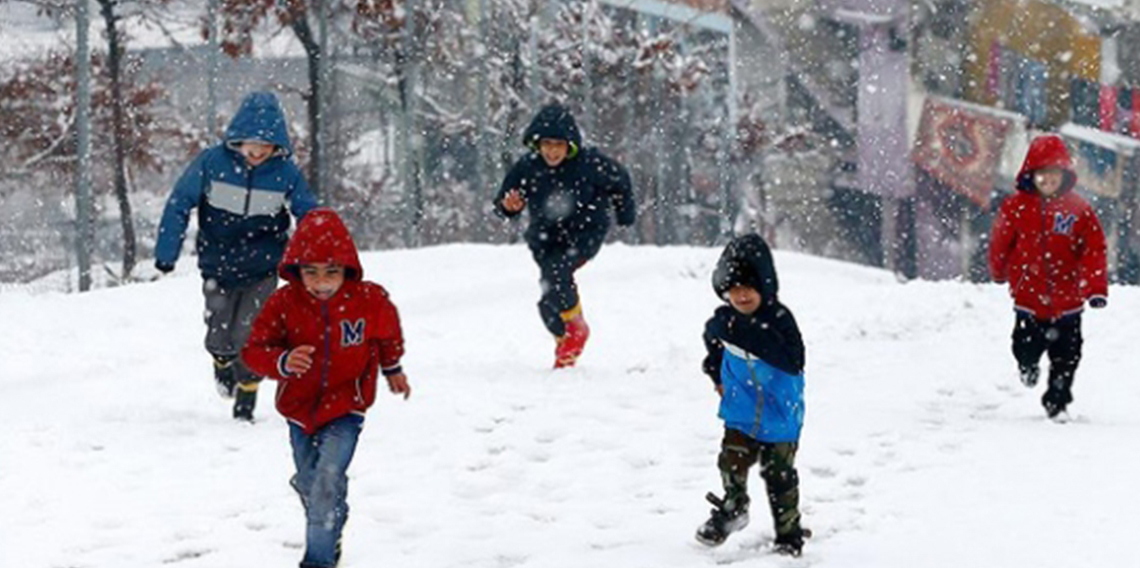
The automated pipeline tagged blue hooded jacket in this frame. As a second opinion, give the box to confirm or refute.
[703,234,806,443]
[155,92,318,287]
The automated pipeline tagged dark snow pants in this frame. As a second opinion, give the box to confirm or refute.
[1012,311,1083,412]
[530,237,603,336]
[718,427,802,539]
[203,275,277,384]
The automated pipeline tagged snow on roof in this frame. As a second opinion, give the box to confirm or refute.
[1059,122,1140,154]
[1065,0,1125,9]
[0,1,306,63]
[833,8,899,25]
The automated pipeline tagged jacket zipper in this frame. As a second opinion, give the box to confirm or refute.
[308,302,332,428]
[243,165,253,216]
[1039,197,1055,315]
[745,352,764,439]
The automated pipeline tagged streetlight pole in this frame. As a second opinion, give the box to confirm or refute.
[75,0,94,291]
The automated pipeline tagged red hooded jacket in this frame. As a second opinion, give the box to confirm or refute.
[988,135,1108,320]
[242,208,404,434]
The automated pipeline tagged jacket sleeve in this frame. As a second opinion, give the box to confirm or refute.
[768,306,806,376]
[1078,204,1109,301]
[155,151,208,266]
[492,157,529,219]
[241,291,292,380]
[988,199,1017,283]
[595,152,636,226]
[287,166,319,220]
[372,290,406,376]
[701,316,724,386]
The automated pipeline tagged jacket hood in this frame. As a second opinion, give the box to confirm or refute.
[522,103,582,157]
[712,233,779,307]
[278,208,363,283]
[224,91,294,157]
[1016,134,1076,194]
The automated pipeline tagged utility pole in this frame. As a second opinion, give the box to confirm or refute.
[475,0,489,240]
[317,0,331,204]
[719,22,739,244]
[206,0,219,137]
[579,0,591,140]
[75,0,94,292]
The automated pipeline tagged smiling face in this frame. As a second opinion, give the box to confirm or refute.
[727,284,762,316]
[239,141,276,167]
[1034,168,1064,197]
[300,262,345,301]
[539,138,569,167]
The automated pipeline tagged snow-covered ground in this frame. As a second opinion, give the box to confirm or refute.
[2,244,1138,567]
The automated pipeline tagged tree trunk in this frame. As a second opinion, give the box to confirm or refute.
[290,13,322,198]
[97,0,136,278]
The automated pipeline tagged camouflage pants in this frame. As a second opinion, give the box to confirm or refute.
[718,427,802,539]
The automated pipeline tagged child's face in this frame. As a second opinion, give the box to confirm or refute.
[539,138,569,167]
[727,285,762,315]
[1034,168,1064,197]
[300,263,345,301]
[239,141,276,167]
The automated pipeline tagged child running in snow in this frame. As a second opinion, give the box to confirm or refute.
[493,102,636,368]
[989,133,1108,421]
[242,208,410,568]
[155,91,317,421]
[696,234,809,556]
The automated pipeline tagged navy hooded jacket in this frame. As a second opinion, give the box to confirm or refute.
[493,104,636,250]
[155,92,318,287]
[703,234,806,442]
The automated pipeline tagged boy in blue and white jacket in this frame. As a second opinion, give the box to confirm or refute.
[695,233,809,556]
[155,91,317,421]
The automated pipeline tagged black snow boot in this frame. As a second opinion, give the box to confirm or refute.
[233,382,258,421]
[695,492,750,546]
[773,527,813,557]
[213,355,237,398]
[1018,363,1040,388]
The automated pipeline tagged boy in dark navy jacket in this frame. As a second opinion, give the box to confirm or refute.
[493,103,636,368]
[696,234,809,556]
[155,91,318,420]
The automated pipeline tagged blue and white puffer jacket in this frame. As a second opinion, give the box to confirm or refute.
[155,91,317,287]
[703,234,806,443]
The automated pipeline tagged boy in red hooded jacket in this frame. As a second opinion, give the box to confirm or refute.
[989,134,1107,421]
[243,208,410,568]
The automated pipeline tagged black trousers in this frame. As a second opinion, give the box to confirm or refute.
[1012,312,1083,410]
[530,237,603,336]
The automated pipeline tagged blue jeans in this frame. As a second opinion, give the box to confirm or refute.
[289,414,364,568]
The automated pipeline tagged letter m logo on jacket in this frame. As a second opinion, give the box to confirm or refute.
[341,319,365,347]
[1053,213,1077,235]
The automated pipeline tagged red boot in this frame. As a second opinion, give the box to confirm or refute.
[554,303,589,368]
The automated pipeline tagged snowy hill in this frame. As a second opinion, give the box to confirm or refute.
[2,244,1138,567]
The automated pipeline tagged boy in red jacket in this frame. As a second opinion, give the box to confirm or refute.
[989,134,1107,421]
[243,208,410,568]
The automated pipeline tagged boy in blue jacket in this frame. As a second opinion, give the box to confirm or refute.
[696,234,809,556]
[155,91,318,421]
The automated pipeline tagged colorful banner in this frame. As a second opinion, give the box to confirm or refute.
[912,97,1015,208]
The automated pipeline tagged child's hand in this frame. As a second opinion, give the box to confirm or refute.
[284,345,316,375]
[386,372,411,400]
[501,189,526,213]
